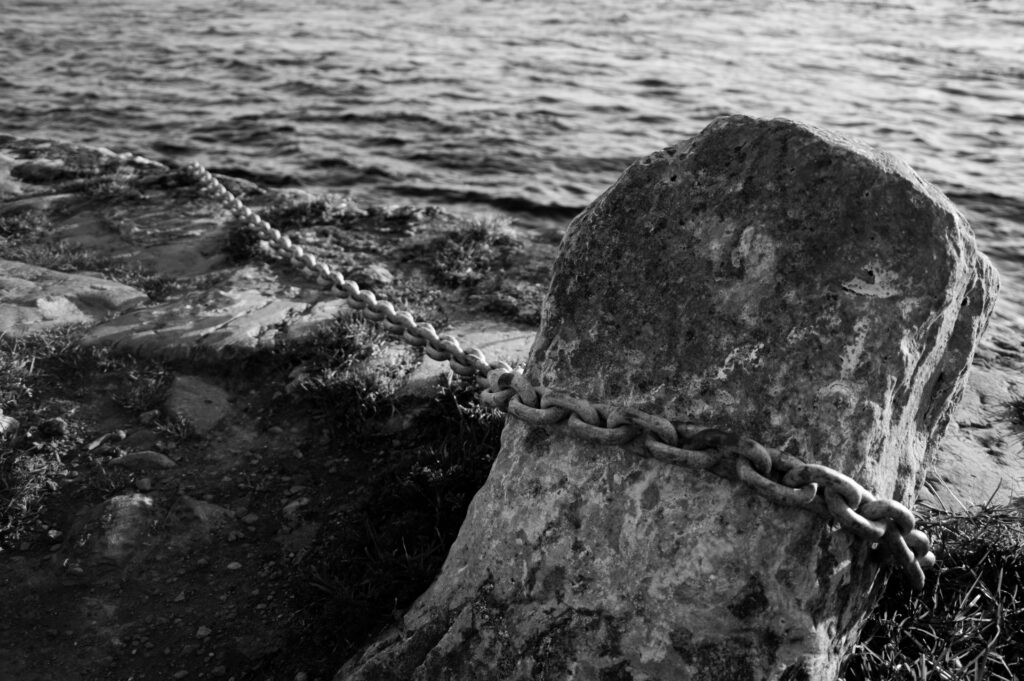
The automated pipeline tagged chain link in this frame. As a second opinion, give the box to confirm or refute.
[184,162,937,591]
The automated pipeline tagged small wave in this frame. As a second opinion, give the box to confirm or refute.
[312,158,360,170]
[392,183,584,219]
[151,140,198,154]
[633,78,675,88]
[205,166,299,187]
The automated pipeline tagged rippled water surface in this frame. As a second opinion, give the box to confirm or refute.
[3,0,1023,246]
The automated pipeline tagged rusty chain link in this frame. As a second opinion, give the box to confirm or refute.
[184,162,937,590]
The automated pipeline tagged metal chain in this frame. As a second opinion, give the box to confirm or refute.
[183,162,936,590]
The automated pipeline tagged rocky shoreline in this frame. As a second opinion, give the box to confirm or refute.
[1,135,1022,680]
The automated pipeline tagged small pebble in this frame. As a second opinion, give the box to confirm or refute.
[241,513,259,525]
[173,671,189,679]
[196,625,211,639]
[109,450,176,471]
[226,561,242,570]
[135,477,153,491]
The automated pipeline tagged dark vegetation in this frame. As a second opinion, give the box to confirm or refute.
[0,325,177,548]
[226,192,548,327]
[401,215,546,325]
[231,317,505,679]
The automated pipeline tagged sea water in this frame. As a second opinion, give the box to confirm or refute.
[3,0,1022,251]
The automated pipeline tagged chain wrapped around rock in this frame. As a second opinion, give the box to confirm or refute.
[184,161,936,590]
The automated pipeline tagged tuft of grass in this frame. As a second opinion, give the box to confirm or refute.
[258,196,354,233]
[475,279,546,326]
[393,214,545,323]
[844,506,1024,681]
[111,364,172,415]
[225,219,264,263]
[1006,395,1024,429]
[0,326,92,546]
[154,414,197,443]
[429,215,522,288]
[0,210,49,242]
[252,316,412,436]
[72,169,147,201]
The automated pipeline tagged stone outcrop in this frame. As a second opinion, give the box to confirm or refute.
[80,265,356,359]
[163,375,233,435]
[0,258,149,335]
[923,349,1024,509]
[338,116,997,680]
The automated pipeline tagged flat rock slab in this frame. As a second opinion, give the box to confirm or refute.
[923,337,1024,510]
[0,258,149,335]
[109,450,178,471]
[164,375,232,435]
[82,265,354,359]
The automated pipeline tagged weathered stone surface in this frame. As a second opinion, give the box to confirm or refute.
[339,116,997,680]
[82,265,355,359]
[109,450,178,470]
[0,258,149,335]
[56,492,241,587]
[164,375,232,435]
[922,337,1024,510]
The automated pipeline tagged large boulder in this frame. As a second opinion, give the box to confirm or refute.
[338,115,997,680]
